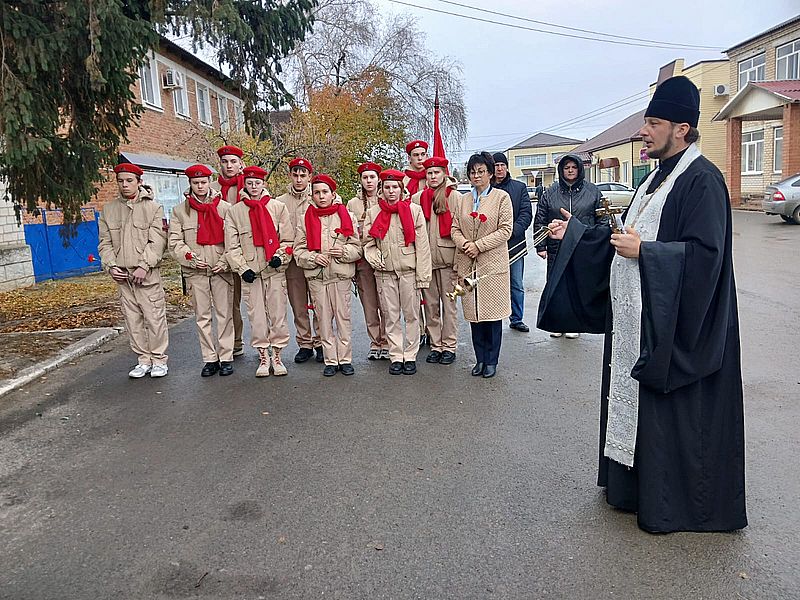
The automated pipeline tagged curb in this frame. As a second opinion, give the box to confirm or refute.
[0,327,121,398]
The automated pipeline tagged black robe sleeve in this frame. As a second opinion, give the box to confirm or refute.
[632,162,734,393]
[536,218,614,334]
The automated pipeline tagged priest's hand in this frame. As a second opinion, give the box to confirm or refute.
[610,226,641,258]
[464,241,480,259]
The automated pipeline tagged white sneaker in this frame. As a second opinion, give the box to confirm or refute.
[550,332,563,338]
[368,348,380,360]
[379,349,390,360]
[565,333,580,339]
[271,348,288,376]
[128,364,151,378]
[150,364,169,378]
[256,348,270,377]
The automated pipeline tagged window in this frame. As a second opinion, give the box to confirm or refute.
[738,53,765,90]
[776,39,800,80]
[514,154,547,167]
[218,97,230,132]
[622,161,629,185]
[138,58,162,109]
[741,130,764,174]
[234,103,245,131]
[172,74,189,117]
[196,82,212,125]
[774,127,783,173]
[142,172,190,219]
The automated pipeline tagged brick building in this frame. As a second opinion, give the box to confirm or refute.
[92,36,244,217]
[713,15,800,205]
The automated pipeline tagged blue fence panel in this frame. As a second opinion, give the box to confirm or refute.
[23,222,54,282]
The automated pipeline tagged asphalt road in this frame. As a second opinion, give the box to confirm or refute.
[1,211,798,600]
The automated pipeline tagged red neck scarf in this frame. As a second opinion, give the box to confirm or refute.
[369,199,416,246]
[187,194,224,245]
[242,194,280,259]
[419,187,452,239]
[304,204,354,252]
[404,169,426,197]
[218,174,244,203]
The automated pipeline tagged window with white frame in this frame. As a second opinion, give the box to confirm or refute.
[138,58,162,108]
[514,154,547,167]
[738,53,765,90]
[622,161,629,185]
[774,126,783,173]
[172,73,189,117]
[776,39,800,80]
[218,96,230,132]
[235,102,245,131]
[196,82,212,125]
[741,130,764,174]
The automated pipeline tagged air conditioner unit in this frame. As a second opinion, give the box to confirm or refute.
[162,69,183,89]
[714,84,729,97]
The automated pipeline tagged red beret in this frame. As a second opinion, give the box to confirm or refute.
[311,174,337,192]
[405,140,429,154]
[357,162,383,175]
[184,164,213,179]
[379,169,406,183]
[423,156,449,170]
[288,157,313,172]
[217,145,244,158]
[113,163,144,176]
[242,165,268,180]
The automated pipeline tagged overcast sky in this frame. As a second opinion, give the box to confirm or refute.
[372,0,798,163]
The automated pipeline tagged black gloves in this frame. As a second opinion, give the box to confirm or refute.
[241,269,256,283]
[269,256,282,268]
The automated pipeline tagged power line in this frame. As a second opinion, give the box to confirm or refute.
[427,0,724,50]
[386,0,727,50]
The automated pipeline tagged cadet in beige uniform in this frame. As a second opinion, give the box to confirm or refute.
[98,163,169,378]
[402,140,429,198]
[225,165,294,377]
[169,164,234,378]
[215,145,246,356]
[347,162,388,360]
[363,169,432,375]
[411,156,459,365]
[275,157,322,364]
[294,174,362,376]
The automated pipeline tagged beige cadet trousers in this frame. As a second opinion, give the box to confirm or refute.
[117,268,169,366]
[354,259,386,350]
[241,274,290,350]
[375,271,420,363]
[423,267,459,353]
[308,279,353,366]
[186,272,234,363]
[286,261,320,350]
[233,275,244,351]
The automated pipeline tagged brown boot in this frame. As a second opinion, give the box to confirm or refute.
[255,348,270,377]
[271,347,288,376]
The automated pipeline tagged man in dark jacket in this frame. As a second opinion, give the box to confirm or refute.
[534,153,605,338]
[492,152,533,332]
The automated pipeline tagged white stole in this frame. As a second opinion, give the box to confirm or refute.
[605,143,701,467]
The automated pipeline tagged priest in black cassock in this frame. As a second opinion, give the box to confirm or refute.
[537,76,747,533]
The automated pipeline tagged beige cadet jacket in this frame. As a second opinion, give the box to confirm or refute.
[294,205,362,284]
[363,202,432,288]
[275,184,312,238]
[98,186,166,272]
[347,194,380,236]
[224,190,294,278]
[410,180,458,271]
[168,192,232,277]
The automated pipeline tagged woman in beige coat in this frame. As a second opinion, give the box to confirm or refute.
[451,152,513,378]
[347,162,388,360]
[294,175,362,377]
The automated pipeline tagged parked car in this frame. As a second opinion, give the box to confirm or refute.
[526,186,537,201]
[456,183,472,194]
[763,173,800,224]
[595,182,636,208]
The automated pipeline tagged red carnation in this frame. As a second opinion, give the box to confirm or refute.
[334,228,343,235]
[305,303,315,310]
[87,254,96,263]
[479,214,487,223]
[285,246,294,256]
[185,251,194,261]
[420,299,427,306]
[469,211,479,219]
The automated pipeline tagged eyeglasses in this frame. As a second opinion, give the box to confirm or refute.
[469,169,489,177]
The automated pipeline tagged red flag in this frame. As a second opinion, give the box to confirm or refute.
[432,86,446,160]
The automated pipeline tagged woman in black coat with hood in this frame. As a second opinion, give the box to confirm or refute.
[533,153,606,338]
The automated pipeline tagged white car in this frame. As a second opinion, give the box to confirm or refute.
[595,182,636,208]
[456,183,471,194]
